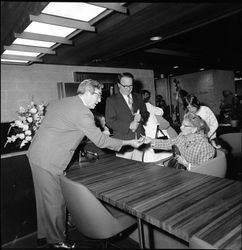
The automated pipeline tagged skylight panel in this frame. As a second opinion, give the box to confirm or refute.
[42,2,106,22]
[25,22,75,37]
[1,59,29,63]
[3,50,40,57]
[13,38,55,48]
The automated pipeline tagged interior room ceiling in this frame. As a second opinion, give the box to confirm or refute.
[1,2,242,78]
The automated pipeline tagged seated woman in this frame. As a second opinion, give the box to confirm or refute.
[143,112,215,170]
[184,94,220,148]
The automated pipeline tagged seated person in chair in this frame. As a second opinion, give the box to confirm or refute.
[142,112,215,170]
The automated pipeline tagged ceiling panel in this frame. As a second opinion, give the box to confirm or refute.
[1,2,242,77]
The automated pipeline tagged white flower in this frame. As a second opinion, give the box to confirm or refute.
[25,136,32,141]
[27,117,33,123]
[18,133,25,139]
[19,116,26,121]
[33,114,39,120]
[15,120,23,126]
[38,105,44,111]
[4,100,47,149]
[30,108,37,114]
[19,106,25,113]
[20,140,27,148]
[22,124,29,131]
[25,130,32,135]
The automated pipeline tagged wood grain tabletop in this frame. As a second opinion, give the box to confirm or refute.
[66,154,241,249]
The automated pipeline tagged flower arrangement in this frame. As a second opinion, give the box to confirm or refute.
[4,101,48,149]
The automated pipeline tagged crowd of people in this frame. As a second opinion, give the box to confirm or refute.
[27,72,230,248]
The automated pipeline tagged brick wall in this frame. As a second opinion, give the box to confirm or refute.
[1,64,154,122]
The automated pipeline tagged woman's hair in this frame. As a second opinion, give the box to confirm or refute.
[77,79,104,95]
[141,89,151,96]
[184,112,209,135]
[184,94,201,110]
[93,112,105,131]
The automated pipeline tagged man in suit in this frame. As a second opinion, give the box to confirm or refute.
[105,72,149,161]
[27,79,143,248]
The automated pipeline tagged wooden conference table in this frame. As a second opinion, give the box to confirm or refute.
[66,154,241,249]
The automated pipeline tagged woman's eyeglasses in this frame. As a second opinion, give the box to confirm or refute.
[181,123,193,128]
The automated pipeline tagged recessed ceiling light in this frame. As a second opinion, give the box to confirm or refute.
[25,22,75,37]
[1,59,29,63]
[150,36,162,41]
[13,38,55,48]
[200,68,205,71]
[3,50,40,57]
[42,2,106,22]
[173,65,179,69]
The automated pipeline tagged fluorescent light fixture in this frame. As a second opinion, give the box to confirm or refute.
[25,22,75,37]
[235,77,242,81]
[150,36,162,41]
[3,50,40,57]
[173,65,179,69]
[42,2,106,22]
[13,38,55,48]
[1,59,29,63]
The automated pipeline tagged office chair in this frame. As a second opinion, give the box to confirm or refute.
[219,132,242,156]
[60,176,137,248]
[219,132,242,180]
[190,149,227,178]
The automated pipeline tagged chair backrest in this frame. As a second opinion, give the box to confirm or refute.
[219,132,242,155]
[190,149,227,178]
[60,176,122,239]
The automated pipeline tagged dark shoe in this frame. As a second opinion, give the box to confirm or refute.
[49,242,76,249]
[37,238,47,247]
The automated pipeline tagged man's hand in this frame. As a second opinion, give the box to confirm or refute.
[134,109,141,123]
[122,138,144,148]
[129,120,139,132]
[129,139,144,148]
[138,135,152,144]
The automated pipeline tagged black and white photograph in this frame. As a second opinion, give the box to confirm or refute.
[1,2,242,249]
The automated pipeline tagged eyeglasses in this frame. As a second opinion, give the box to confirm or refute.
[181,123,193,128]
[119,82,133,89]
[93,91,102,98]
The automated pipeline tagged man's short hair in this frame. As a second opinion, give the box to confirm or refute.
[77,79,104,95]
[117,72,134,83]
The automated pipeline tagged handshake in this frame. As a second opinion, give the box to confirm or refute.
[126,135,152,149]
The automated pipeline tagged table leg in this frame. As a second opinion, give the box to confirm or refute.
[137,218,145,249]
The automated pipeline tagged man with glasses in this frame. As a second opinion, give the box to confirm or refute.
[27,79,144,248]
[105,72,149,161]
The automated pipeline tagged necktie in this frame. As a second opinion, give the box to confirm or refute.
[127,94,133,113]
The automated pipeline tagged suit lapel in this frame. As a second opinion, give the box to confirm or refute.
[117,92,133,115]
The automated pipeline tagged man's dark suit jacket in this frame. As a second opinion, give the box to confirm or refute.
[105,92,149,140]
